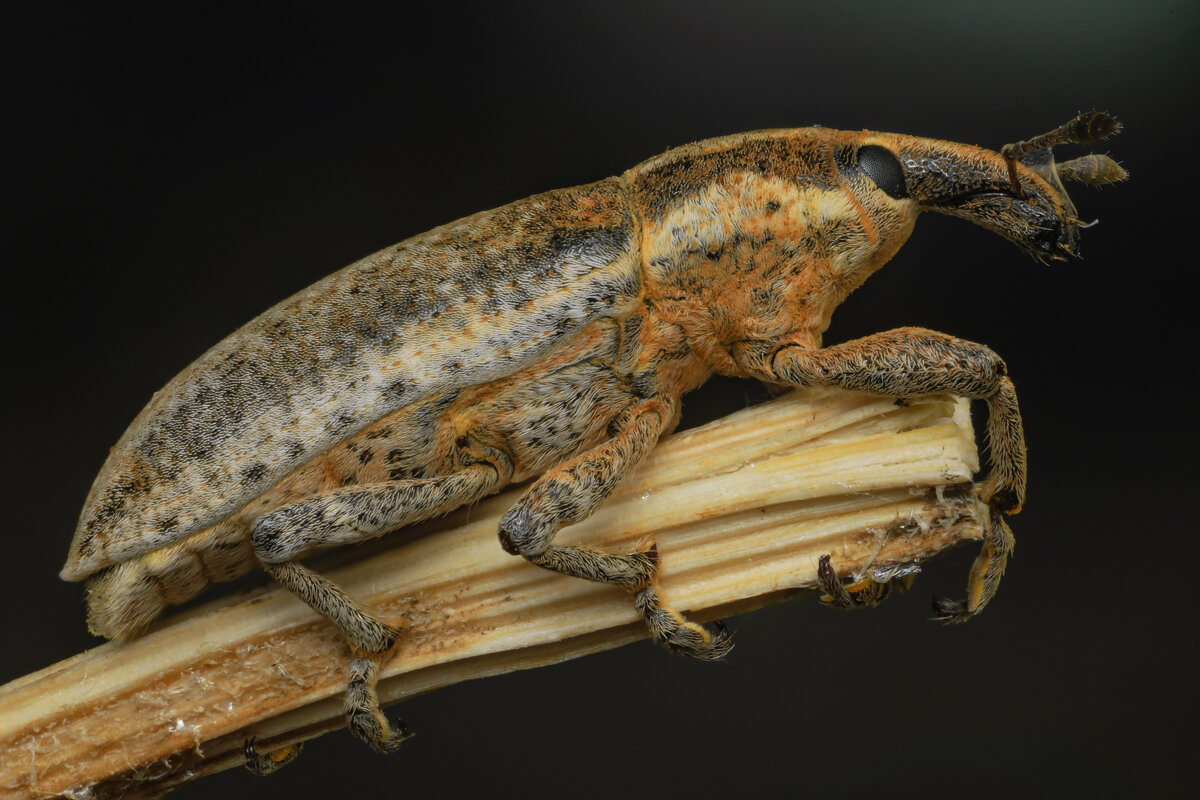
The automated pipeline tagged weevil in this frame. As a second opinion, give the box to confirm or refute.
[62,112,1125,767]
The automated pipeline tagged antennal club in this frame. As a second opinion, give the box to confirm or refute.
[1056,154,1128,186]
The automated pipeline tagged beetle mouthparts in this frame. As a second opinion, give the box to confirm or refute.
[1030,223,1068,264]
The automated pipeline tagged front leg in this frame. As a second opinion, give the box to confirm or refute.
[741,327,1026,621]
[816,554,917,611]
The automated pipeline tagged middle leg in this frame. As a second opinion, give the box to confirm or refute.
[497,396,732,660]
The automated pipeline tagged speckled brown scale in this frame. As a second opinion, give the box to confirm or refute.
[626,130,925,371]
[65,178,641,581]
[66,114,1124,760]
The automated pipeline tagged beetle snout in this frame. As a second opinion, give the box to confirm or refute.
[882,136,1084,264]
[874,115,1123,265]
[893,139,1027,210]
[934,181,1081,264]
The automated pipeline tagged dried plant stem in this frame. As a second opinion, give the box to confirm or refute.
[0,389,987,799]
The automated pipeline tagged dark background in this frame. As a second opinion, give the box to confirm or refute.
[4,2,1194,797]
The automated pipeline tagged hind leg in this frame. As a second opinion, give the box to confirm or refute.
[249,450,512,758]
[498,397,732,660]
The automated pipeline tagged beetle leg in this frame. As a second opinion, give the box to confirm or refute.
[252,459,510,563]
[497,398,668,583]
[251,456,511,755]
[345,654,413,754]
[748,327,1025,621]
[498,397,733,660]
[634,584,733,660]
[261,560,400,652]
[254,460,510,649]
[815,554,914,610]
[244,738,303,776]
[257,560,411,755]
[931,508,1015,623]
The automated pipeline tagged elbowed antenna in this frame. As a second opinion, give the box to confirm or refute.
[1000,111,1125,196]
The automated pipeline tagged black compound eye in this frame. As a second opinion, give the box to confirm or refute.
[858,145,907,199]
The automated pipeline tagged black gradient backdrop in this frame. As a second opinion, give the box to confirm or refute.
[4,2,1194,797]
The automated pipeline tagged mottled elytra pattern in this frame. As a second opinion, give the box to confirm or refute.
[65,115,1123,763]
[64,180,640,579]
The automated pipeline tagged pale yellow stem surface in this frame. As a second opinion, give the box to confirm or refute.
[0,389,987,799]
